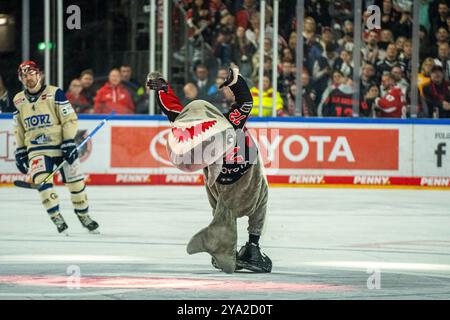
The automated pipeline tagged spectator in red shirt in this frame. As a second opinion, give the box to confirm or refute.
[66,78,92,114]
[374,72,406,118]
[236,0,258,30]
[94,69,135,114]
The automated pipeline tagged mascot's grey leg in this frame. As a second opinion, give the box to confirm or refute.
[186,196,237,274]
[247,160,269,236]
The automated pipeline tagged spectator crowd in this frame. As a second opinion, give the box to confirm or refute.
[1,0,449,118]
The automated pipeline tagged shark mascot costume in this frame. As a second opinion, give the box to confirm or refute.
[146,67,271,273]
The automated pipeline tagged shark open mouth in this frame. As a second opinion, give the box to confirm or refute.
[171,120,217,143]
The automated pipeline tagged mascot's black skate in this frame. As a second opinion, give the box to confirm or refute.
[236,242,272,273]
[212,254,243,271]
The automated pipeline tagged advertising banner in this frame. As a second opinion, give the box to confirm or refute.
[1,116,449,188]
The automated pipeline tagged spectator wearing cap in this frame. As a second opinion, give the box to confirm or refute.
[433,42,450,81]
[422,65,450,118]
[0,74,14,113]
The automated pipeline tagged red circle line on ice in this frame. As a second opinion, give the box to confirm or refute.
[0,275,354,292]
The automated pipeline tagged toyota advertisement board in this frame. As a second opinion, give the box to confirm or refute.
[1,115,449,188]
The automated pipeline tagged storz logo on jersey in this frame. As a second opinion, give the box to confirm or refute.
[23,114,52,129]
[30,134,52,145]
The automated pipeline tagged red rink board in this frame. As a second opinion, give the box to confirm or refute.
[2,174,449,188]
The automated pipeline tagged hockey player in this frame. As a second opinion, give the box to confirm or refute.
[146,67,272,273]
[13,61,99,234]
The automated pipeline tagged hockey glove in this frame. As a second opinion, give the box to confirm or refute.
[146,72,168,93]
[219,66,239,89]
[61,139,78,165]
[15,147,29,174]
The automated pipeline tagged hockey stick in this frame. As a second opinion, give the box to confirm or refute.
[14,111,115,190]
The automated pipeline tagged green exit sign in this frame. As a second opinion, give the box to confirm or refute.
[37,42,55,50]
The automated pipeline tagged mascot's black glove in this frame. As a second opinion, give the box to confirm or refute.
[219,66,239,89]
[146,72,168,93]
[15,147,29,174]
[61,139,78,165]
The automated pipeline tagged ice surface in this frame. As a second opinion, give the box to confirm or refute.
[0,185,449,299]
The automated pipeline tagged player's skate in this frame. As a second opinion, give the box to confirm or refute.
[146,71,168,93]
[76,213,100,234]
[50,213,68,235]
[236,242,272,273]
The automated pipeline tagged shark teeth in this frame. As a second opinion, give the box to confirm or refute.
[172,120,217,143]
